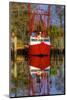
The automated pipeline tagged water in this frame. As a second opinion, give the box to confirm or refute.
[10,50,64,97]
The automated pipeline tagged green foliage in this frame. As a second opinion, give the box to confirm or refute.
[10,3,29,42]
[51,66,57,76]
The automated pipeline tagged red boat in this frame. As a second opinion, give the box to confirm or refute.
[29,42,50,55]
[28,32,51,71]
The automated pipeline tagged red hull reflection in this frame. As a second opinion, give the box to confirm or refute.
[29,55,50,70]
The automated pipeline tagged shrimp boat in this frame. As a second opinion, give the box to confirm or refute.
[28,32,51,74]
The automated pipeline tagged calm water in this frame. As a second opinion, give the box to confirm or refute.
[10,50,64,97]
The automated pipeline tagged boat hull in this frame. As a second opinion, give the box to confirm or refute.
[28,42,50,70]
[29,42,50,55]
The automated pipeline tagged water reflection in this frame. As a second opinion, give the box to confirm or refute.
[10,49,64,97]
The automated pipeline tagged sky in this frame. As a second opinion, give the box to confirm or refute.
[31,4,64,27]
